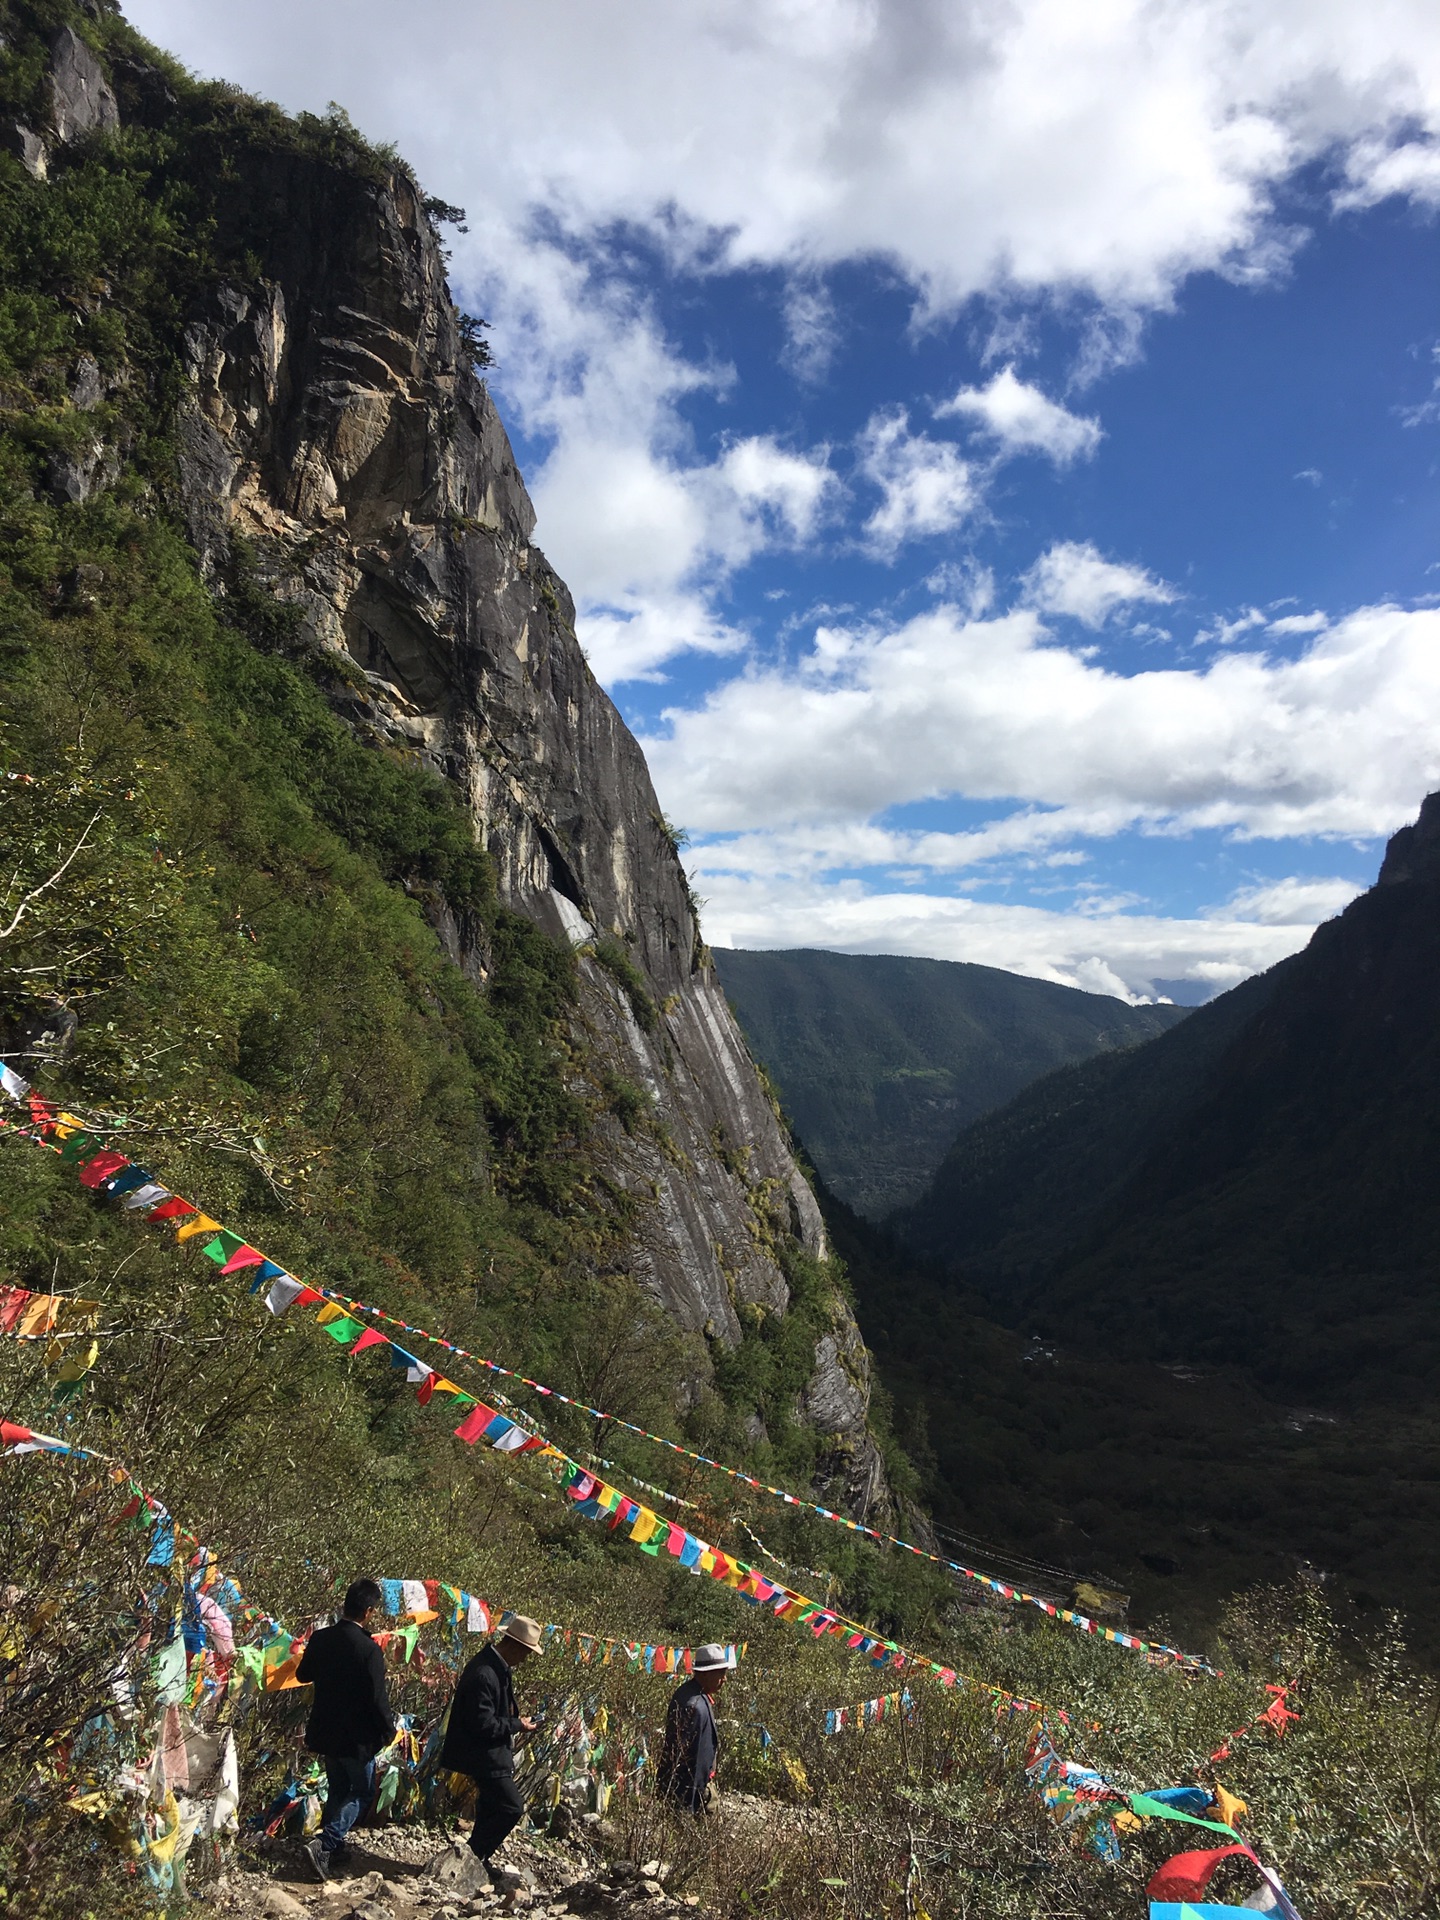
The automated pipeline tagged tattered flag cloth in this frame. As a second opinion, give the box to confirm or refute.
[823,1687,913,1733]
[1148,1847,1251,1902]
[0,1077,1216,1673]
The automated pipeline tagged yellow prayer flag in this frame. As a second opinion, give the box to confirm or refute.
[17,1295,60,1336]
[1212,1785,1247,1828]
[315,1302,347,1326]
[56,1340,100,1384]
[54,1296,101,1330]
[174,1214,222,1243]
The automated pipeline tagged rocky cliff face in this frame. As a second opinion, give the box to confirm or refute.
[42,56,885,1511]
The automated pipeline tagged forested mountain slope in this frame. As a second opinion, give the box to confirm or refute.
[894,796,1440,1407]
[714,947,1187,1217]
[0,0,898,1518]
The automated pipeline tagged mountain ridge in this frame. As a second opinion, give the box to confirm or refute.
[893,795,1440,1403]
[714,946,1188,1218]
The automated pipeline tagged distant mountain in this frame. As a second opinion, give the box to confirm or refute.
[825,797,1440,1643]
[713,948,1188,1217]
[895,795,1440,1406]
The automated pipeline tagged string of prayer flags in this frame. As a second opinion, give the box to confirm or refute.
[1,1417,80,1455]
[8,1082,1209,1669]
[0,1286,101,1338]
[291,1273,1212,1669]
[823,1688,912,1734]
[1,1084,1209,1681]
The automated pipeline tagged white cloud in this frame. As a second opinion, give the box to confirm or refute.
[1201,607,1268,646]
[462,234,834,680]
[1267,611,1329,635]
[1335,136,1440,210]
[937,366,1103,465]
[646,599,1440,838]
[1021,541,1177,627]
[127,0,1440,687]
[129,1,1440,318]
[1219,874,1362,923]
[699,870,1332,1003]
[857,411,980,555]
[781,278,840,384]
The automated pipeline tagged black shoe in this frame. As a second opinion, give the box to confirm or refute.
[301,1837,329,1882]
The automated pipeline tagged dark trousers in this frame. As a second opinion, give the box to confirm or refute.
[467,1765,525,1863]
[320,1754,375,1855]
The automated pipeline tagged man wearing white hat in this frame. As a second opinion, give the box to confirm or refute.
[441,1614,542,1878]
[657,1644,731,1813]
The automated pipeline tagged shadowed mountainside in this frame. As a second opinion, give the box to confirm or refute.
[713,947,1188,1218]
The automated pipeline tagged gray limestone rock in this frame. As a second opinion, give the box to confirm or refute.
[3,122,48,179]
[48,26,119,143]
[168,145,888,1508]
[427,1843,491,1896]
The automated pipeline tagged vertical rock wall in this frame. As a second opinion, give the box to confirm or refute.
[152,122,888,1514]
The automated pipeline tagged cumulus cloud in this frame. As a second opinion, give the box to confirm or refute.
[1021,541,1177,627]
[1335,136,1440,210]
[646,599,1440,836]
[857,411,980,555]
[129,0,1440,684]
[937,366,1103,465]
[698,869,1338,1003]
[130,0,1440,313]
[460,235,834,679]
[1219,874,1362,923]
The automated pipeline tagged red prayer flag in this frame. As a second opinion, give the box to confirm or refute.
[454,1402,499,1443]
[0,1286,31,1334]
[78,1151,130,1188]
[148,1198,197,1223]
[219,1245,266,1276]
[0,1420,35,1447]
[348,1327,389,1356]
[1146,1845,1249,1903]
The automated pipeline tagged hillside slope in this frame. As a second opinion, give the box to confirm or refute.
[895,797,1440,1406]
[713,948,1187,1217]
[0,0,895,1516]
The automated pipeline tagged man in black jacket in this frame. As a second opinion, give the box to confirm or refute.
[295,1579,396,1881]
[657,1644,731,1813]
[440,1613,542,1878]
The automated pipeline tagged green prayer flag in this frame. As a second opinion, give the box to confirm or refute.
[57,1133,97,1165]
[322,1315,363,1343]
[1129,1793,1238,1836]
[200,1229,245,1265]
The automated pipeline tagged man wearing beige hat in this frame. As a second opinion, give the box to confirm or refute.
[441,1613,543,1878]
[657,1643,732,1813]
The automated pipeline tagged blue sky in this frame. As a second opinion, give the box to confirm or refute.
[129,0,1440,1000]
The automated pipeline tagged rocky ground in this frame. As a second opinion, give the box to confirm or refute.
[212,1818,714,1920]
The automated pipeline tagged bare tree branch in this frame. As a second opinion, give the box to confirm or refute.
[0,808,103,942]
